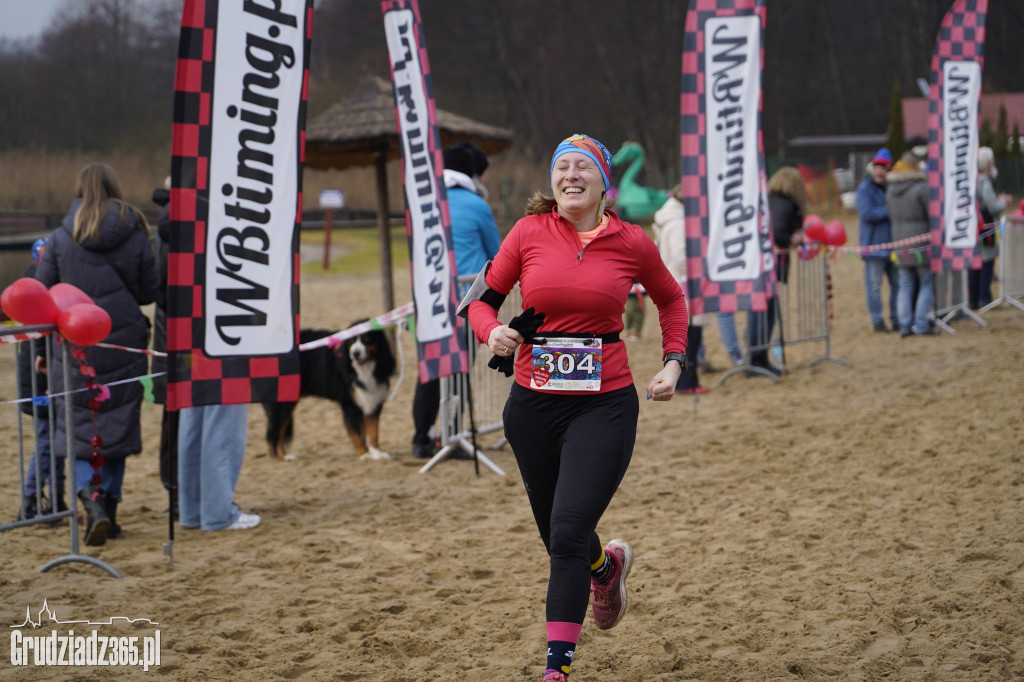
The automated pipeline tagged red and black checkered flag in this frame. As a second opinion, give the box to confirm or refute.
[382,0,467,383]
[681,0,772,317]
[166,0,312,410]
[927,0,988,273]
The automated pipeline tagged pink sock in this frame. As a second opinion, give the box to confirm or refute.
[545,621,582,676]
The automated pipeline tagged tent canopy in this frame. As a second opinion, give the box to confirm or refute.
[302,74,514,315]
[305,75,514,171]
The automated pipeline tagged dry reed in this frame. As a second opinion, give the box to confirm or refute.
[0,149,170,214]
[0,148,551,231]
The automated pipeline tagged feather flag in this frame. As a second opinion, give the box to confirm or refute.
[681,0,772,316]
[166,0,312,409]
[382,0,467,382]
[928,0,988,273]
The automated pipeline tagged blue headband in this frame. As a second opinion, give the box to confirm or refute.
[550,134,612,191]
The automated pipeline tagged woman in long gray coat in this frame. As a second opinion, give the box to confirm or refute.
[36,163,158,546]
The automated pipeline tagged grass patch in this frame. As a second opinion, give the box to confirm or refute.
[300,225,409,276]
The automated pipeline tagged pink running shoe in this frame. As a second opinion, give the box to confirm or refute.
[591,538,633,630]
[542,671,568,682]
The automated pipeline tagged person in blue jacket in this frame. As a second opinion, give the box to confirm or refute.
[856,148,898,333]
[411,142,502,458]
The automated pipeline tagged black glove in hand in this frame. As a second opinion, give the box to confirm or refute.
[487,306,546,376]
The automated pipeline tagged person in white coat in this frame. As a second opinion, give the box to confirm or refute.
[653,186,707,393]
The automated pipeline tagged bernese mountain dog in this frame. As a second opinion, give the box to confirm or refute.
[262,320,396,460]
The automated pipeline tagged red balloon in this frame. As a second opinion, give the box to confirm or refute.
[824,220,848,247]
[0,278,59,326]
[58,303,112,347]
[50,283,94,312]
[803,214,826,242]
[803,213,824,230]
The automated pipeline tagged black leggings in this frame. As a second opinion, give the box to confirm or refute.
[503,383,638,623]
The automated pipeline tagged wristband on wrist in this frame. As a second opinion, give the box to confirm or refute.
[662,352,688,370]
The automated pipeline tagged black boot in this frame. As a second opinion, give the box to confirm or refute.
[412,434,436,460]
[78,487,110,547]
[101,495,122,539]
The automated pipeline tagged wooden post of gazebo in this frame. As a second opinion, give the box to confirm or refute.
[303,74,514,327]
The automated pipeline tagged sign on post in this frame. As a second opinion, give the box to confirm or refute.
[319,189,344,209]
[319,190,344,270]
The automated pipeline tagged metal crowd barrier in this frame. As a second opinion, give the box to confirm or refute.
[719,245,848,385]
[932,267,985,333]
[418,276,520,475]
[980,216,1024,314]
[0,325,121,577]
[932,216,1024,328]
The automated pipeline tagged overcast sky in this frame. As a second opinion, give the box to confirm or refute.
[0,0,70,41]
[0,0,167,42]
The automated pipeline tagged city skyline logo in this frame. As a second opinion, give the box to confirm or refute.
[10,599,159,629]
[10,599,161,671]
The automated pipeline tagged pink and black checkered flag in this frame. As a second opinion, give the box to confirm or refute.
[166,0,312,410]
[927,0,988,273]
[681,0,773,316]
[382,0,467,382]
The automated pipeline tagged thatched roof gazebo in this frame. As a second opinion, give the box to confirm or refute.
[305,75,514,313]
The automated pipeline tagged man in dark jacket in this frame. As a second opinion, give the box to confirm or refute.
[151,184,179,521]
[856,148,898,332]
[885,142,936,337]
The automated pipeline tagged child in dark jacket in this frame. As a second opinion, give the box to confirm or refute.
[16,238,65,520]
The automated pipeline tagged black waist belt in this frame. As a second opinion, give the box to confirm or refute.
[530,331,621,344]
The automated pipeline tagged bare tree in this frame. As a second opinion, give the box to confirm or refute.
[2,0,1023,166]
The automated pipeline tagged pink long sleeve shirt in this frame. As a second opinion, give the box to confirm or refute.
[468,209,688,395]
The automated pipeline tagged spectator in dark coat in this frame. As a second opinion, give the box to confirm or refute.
[747,166,806,376]
[151,183,179,517]
[151,185,171,405]
[35,162,159,545]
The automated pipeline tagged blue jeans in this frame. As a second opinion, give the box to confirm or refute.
[75,457,125,499]
[178,404,248,531]
[897,265,934,334]
[716,312,742,364]
[864,257,898,327]
[24,417,64,499]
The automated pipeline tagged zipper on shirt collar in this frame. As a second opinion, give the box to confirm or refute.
[554,211,616,264]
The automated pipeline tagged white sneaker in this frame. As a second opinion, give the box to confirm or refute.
[221,512,260,530]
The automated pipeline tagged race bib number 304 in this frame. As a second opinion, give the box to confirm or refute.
[530,337,602,391]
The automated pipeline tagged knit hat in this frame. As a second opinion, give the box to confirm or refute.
[871,148,893,168]
[31,238,46,265]
[443,141,489,178]
[907,136,928,159]
[550,134,612,191]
